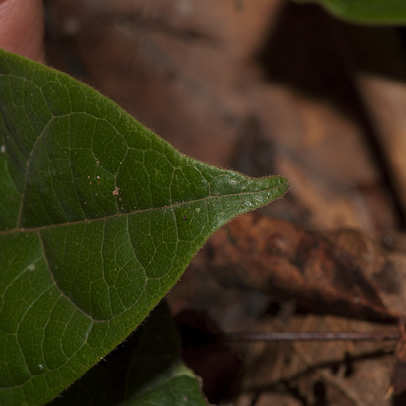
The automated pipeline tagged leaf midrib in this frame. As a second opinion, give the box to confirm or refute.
[0,181,284,236]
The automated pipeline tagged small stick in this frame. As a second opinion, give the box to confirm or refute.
[222,331,401,342]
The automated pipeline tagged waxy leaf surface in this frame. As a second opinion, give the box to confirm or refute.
[0,49,288,405]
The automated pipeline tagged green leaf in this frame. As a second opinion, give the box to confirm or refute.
[0,49,288,406]
[49,301,207,406]
[294,0,406,24]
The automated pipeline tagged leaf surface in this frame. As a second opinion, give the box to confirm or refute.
[295,0,406,24]
[49,302,207,406]
[0,49,288,405]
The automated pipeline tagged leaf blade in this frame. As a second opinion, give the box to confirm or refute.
[0,49,288,405]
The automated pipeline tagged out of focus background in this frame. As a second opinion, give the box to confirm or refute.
[44,1,406,405]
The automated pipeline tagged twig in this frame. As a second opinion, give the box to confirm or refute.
[222,331,400,342]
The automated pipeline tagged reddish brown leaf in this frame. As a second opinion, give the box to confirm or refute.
[202,213,401,323]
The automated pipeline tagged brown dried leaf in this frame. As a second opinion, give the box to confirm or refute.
[203,213,402,323]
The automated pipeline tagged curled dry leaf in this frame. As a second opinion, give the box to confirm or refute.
[202,213,403,323]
